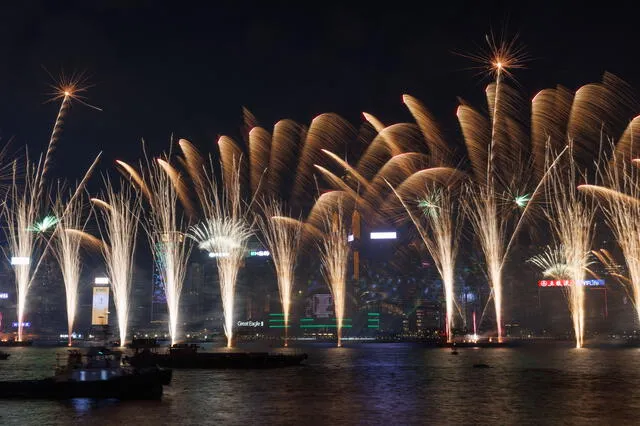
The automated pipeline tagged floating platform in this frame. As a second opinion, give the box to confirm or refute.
[445,340,524,348]
[0,340,33,347]
[128,343,308,369]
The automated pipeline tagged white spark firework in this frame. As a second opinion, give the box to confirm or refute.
[92,179,141,348]
[144,158,193,346]
[51,189,87,346]
[544,146,596,348]
[2,159,42,342]
[318,202,350,348]
[189,157,253,348]
[255,198,303,346]
[389,182,462,343]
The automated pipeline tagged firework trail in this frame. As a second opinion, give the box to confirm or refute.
[292,114,356,204]
[40,93,70,194]
[249,127,271,199]
[318,200,350,347]
[189,157,253,348]
[387,175,463,343]
[268,120,305,201]
[92,179,141,347]
[402,94,450,164]
[39,72,101,204]
[255,198,303,346]
[544,146,596,348]
[177,139,207,206]
[218,136,248,200]
[355,124,426,183]
[51,188,88,346]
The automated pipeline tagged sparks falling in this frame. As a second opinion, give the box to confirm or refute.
[318,201,350,348]
[92,180,141,348]
[255,199,303,347]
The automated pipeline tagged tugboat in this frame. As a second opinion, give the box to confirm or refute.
[0,347,170,400]
[128,340,308,369]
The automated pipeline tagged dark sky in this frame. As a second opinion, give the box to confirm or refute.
[0,1,638,185]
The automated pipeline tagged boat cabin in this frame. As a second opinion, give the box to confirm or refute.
[55,347,125,382]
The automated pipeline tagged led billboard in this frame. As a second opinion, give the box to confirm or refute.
[91,286,110,325]
[538,279,605,287]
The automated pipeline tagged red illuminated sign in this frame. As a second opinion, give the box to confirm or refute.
[538,279,605,287]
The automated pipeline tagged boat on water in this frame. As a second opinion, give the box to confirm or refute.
[0,351,9,360]
[0,347,171,400]
[127,342,308,369]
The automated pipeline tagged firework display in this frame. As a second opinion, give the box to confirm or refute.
[255,198,304,346]
[2,35,640,351]
[50,188,87,346]
[92,180,141,347]
[188,157,253,348]
[318,199,350,348]
[118,152,192,346]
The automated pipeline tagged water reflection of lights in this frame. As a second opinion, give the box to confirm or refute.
[70,397,119,413]
[71,397,92,413]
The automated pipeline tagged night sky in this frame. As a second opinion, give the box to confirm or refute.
[0,2,638,184]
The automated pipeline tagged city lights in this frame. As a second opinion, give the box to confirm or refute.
[370,231,397,240]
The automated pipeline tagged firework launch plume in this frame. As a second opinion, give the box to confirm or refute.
[255,198,303,346]
[1,159,43,342]
[464,182,507,342]
[544,146,596,348]
[141,156,193,346]
[92,179,141,347]
[189,156,253,348]
[456,35,537,343]
[318,200,350,347]
[51,188,88,346]
[388,178,463,343]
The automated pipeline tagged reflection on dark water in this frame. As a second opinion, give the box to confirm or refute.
[0,343,638,425]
